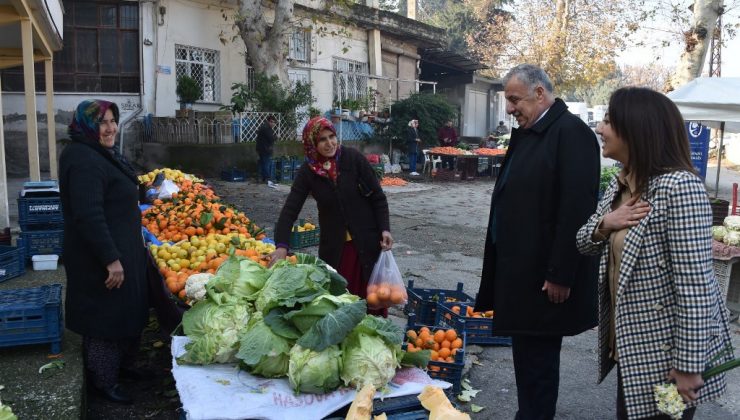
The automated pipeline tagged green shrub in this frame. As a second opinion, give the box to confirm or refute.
[366,93,456,151]
[176,76,203,104]
[600,166,620,191]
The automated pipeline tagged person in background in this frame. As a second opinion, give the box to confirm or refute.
[59,100,149,404]
[475,64,600,420]
[576,87,733,419]
[406,119,421,176]
[269,116,393,316]
[437,119,459,170]
[480,134,498,149]
[256,115,278,188]
[495,120,509,136]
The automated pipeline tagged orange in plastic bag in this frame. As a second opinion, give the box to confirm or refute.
[366,250,408,310]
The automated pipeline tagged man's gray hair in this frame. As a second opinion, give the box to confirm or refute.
[503,64,553,93]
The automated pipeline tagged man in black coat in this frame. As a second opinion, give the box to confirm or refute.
[256,115,277,187]
[475,64,600,420]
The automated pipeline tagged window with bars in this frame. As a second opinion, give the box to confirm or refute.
[175,45,220,102]
[333,58,368,101]
[288,30,310,62]
[0,0,140,93]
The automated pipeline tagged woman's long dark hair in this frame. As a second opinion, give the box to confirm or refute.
[608,87,695,194]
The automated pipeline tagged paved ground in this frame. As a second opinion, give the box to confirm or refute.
[1,165,740,419]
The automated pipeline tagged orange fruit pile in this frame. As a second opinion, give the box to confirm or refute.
[405,326,463,366]
[366,282,408,309]
[451,305,494,318]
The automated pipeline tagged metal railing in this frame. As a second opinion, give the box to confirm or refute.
[133,112,300,145]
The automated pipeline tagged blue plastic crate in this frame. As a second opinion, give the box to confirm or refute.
[17,196,63,230]
[0,245,25,283]
[0,283,64,354]
[436,302,512,346]
[404,280,474,327]
[20,229,63,260]
[371,394,427,419]
[273,157,293,181]
[405,314,466,393]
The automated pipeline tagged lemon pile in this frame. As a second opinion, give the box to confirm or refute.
[138,167,204,185]
[150,233,275,272]
[292,222,317,232]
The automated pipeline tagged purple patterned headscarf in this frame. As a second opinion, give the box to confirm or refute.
[68,99,120,146]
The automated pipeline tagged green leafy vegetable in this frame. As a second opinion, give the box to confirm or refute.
[400,349,431,368]
[288,344,343,394]
[236,316,292,378]
[284,293,359,333]
[178,301,249,364]
[296,300,367,351]
[264,308,302,340]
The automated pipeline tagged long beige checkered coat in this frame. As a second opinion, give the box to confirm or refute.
[576,170,734,419]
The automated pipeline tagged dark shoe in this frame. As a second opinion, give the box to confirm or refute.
[94,383,133,404]
[120,366,156,381]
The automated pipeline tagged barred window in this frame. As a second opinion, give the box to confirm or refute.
[175,45,220,102]
[333,58,368,101]
[288,30,310,62]
[0,0,140,93]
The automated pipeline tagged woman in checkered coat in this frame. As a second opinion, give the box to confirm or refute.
[576,87,734,419]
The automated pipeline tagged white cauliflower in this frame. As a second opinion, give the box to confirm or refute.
[185,273,214,302]
[724,230,740,247]
[713,226,728,242]
[723,215,740,231]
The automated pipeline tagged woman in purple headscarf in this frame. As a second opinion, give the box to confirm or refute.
[59,100,149,404]
[270,117,393,315]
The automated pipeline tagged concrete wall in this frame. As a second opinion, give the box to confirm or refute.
[153,0,247,116]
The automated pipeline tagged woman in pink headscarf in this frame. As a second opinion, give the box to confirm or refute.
[270,117,393,315]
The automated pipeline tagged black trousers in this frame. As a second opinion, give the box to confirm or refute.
[512,335,563,420]
[83,336,140,389]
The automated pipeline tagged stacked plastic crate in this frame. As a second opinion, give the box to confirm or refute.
[17,181,64,263]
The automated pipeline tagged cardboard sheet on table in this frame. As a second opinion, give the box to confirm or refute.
[171,336,451,420]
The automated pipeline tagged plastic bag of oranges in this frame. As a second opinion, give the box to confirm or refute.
[366,250,407,309]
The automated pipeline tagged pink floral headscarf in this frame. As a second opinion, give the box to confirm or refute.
[302,116,340,182]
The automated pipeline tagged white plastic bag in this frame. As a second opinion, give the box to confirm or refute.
[367,250,408,310]
[158,179,180,199]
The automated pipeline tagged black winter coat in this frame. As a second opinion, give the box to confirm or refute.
[407,127,420,154]
[475,99,600,336]
[275,146,390,279]
[59,142,149,339]
[256,122,276,157]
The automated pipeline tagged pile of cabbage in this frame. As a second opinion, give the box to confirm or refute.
[713,215,740,246]
[177,253,426,394]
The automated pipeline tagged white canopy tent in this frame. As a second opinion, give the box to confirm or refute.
[667,77,740,196]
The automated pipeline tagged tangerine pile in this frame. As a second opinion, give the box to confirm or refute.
[451,305,494,318]
[366,282,408,309]
[405,327,463,365]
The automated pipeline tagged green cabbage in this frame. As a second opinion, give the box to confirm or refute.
[713,226,728,242]
[725,230,740,246]
[288,344,343,394]
[178,300,250,364]
[207,255,268,304]
[236,316,292,378]
[341,332,401,390]
[254,263,331,313]
[285,293,359,333]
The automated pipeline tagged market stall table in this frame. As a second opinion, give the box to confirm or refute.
[712,240,740,316]
[171,336,452,420]
[428,150,506,180]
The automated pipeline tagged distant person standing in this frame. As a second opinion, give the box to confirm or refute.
[437,120,458,170]
[406,119,421,176]
[256,115,278,188]
[475,64,600,420]
[495,120,509,136]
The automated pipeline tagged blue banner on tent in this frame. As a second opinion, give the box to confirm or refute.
[686,122,710,180]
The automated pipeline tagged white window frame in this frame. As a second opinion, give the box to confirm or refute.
[288,29,310,62]
[175,44,221,102]
[333,58,368,101]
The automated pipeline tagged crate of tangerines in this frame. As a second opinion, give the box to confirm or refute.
[404,280,474,327]
[404,314,466,392]
[436,302,512,346]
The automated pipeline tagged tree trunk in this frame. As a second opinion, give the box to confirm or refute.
[545,0,569,86]
[667,0,723,91]
[236,0,294,86]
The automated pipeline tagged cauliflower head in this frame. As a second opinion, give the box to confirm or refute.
[185,273,214,302]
